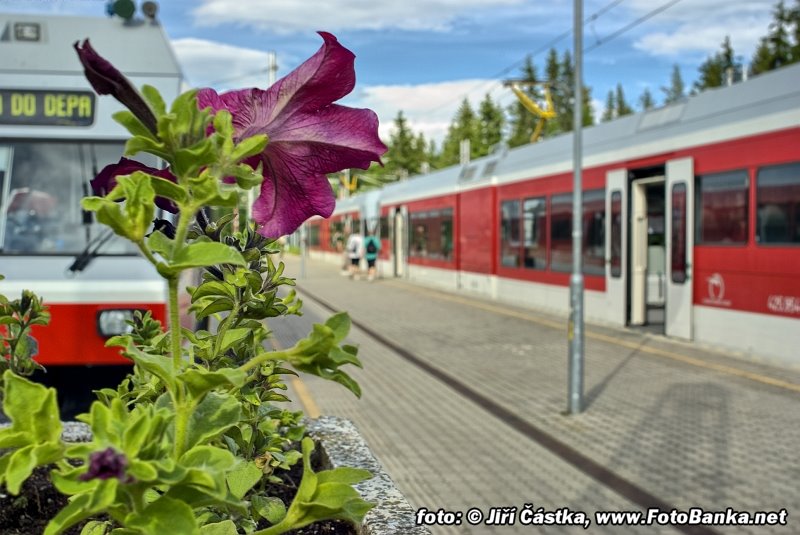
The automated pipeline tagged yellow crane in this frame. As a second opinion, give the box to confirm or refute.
[504,80,557,143]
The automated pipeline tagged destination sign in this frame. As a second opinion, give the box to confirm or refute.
[0,89,96,127]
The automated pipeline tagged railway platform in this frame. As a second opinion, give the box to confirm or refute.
[269,255,800,535]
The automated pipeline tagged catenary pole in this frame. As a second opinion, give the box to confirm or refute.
[568,0,585,414]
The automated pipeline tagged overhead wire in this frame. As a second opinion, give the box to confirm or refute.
[421,0,684,116]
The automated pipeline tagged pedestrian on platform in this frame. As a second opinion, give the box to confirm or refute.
[345,231,363,279]
[363,229,381,281]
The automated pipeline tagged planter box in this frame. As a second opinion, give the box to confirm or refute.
[306,416,430,535]
[53,418,429,535]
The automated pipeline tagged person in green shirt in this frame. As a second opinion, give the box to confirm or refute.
[363,229,381,281]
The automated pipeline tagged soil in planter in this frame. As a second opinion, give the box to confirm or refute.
[0,451,357,534]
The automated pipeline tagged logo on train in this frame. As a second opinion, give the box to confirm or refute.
[702,273,731,307]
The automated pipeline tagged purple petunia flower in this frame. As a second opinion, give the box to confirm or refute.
[197,32,387,237]
[79,447,129,482]
[92,157,179,213]
[74,39,158,135]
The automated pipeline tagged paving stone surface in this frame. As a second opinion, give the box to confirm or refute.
[269,256,800,535]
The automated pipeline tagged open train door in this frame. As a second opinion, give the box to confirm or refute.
[392,207,406,277]
[665,157,694,340]
[605,169,627,326]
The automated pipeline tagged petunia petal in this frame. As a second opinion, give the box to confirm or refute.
[74,39,157,134]
[92,158,178,213]
[197,32,387,237]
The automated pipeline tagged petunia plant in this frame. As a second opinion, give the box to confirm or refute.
[0,33,386,534]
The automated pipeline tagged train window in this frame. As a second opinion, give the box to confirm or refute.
[695,170,748,244]
[379,216,390,240]
[1,141,150,255]
[500,200,521,267]
[409,209,454,261]
[583,189,606,276]
[329,220,345,250]
[756,162,800,244]
[671,183,687,283]
[550,193,572,272]
[610,191,622,277]
[307,224,321,247]
[523,197,546,270]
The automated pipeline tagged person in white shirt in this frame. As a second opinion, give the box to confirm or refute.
[345,232,363,279]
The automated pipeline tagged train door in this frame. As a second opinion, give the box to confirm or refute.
[665,158,694,340]
[629,176,666,329]
[393,208,406,277]
[605,169,627,326]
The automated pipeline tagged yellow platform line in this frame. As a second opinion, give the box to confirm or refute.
[384,279,800,394]
[269,338,321,418]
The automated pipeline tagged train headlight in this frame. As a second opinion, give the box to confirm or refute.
[96,309,136,337]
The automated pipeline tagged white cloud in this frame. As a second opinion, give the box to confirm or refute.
[191,0,523,33]
[627,0,774,59]
[345,79,518,146]
[169,38,519,147]
[171,38,290,90]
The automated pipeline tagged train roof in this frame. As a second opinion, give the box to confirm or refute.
[350,61,800,208]
[376,165,462,206]
[491,62,800,186]
[0,13,182,77]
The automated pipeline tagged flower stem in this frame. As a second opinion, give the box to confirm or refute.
[239,349,290,373]
[168,276,181,371]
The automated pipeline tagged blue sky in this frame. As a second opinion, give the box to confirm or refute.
[0,0,779,145]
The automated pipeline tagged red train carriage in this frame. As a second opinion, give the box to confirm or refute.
[310,63,800,365]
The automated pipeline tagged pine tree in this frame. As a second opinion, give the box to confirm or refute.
[384,111,423,178]
[694,36,740,91]
[662,64,685,104]
[438,99,480,167]
[543,48,565,138]
[751,1,796,74]
[556,49,575,133]
[615,84,634,116]
[477,93,505,156]
[791,0,800,62]
[601,89,615,122]
[639,88,655,110]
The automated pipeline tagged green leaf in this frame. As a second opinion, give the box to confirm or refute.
[5,445,36,495]
[146,229,175,257]
[252,495,286,524]
[186,392,241,450]
[232,134,268,162]
[124,496,199,535]
[191,280,237,301]
[226,460,263,499]
[80,520,111,535]
[195,297,234,320]
[44,479,118,535]
[199,521,238,535]
[141,84,167,116]
[178,367,248,399]
[149,175,188,204]
[325,313,351,344]
[124,135,170,160]
[170,242,247,271]
[271,438,373,532]
[1,370,62,443]
[180,445,236,473]
[112,110,155,140]
[122,344,176,390]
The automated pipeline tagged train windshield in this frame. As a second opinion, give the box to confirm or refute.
[0,141,157,255]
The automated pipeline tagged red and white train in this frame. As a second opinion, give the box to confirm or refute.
[0,13,182,377]
[308,62,800,365]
